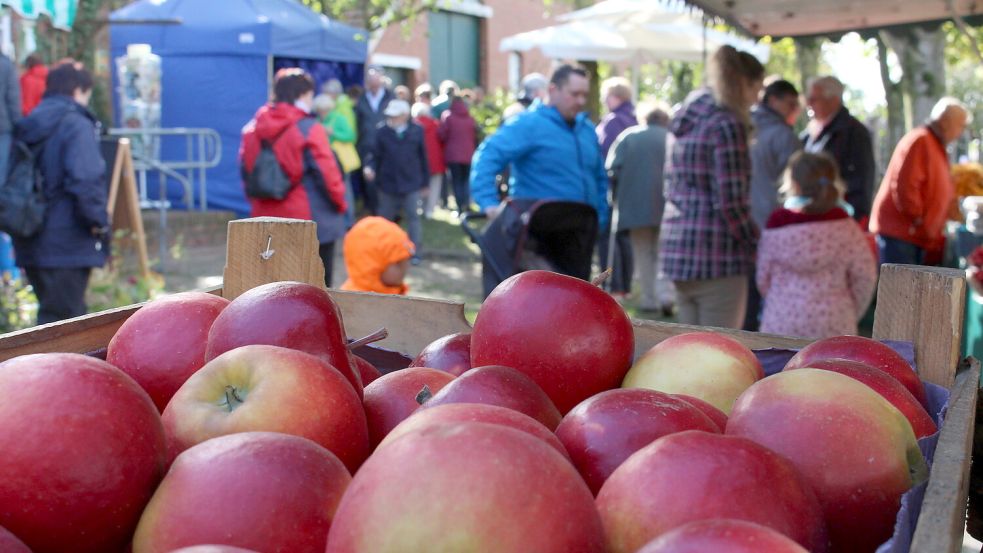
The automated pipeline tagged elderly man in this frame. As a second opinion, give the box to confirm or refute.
[354,66,393,215]
[803,76,875,222]
[470,65,608,296]
[503,72,549,120]
[871,97,970,266]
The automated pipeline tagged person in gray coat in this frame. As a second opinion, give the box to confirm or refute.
[606,103,672,315]
[0,51,21,179]
[745,78,802,330]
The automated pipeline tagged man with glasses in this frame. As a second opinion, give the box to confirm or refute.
[871,97,970,265]
[803,76,875,222]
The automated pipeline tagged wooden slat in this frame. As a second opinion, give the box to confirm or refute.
[222,217,324,300]
[0,303,145,362]
[329,290,472,358]
[873,264,967,388]
[910,358,981,552]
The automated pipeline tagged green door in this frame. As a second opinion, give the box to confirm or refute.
[428,10,480,88]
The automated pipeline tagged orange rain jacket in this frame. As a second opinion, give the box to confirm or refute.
[341,216,414,294]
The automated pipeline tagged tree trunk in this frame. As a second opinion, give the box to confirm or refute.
[881,24,946,129]
[876,34,905,161]
[793,36,821,93]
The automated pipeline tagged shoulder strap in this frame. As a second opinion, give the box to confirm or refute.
[296,116,317,138]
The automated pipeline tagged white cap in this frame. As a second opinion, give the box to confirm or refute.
[384,99,411,117]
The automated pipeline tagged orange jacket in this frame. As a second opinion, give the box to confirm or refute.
[870,127,952,250]
[341,216,414,294]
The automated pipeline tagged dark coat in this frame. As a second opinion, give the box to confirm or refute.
[596,101,636,159]
[750,103,801,228]
[13,94,107,268]
[439,99,477,164]
[802,106,875,220]
[354,88,393,157]
[606,123,667,230]
[366,122,430,195]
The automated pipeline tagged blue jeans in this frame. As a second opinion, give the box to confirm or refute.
[378,189,422,254]
[876,235,925,266]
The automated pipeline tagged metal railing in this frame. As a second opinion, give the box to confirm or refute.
[107,127,222,211]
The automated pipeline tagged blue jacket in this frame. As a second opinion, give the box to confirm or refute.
[13,94,108,268]
[470,104,609,228]
[365,121,430,195]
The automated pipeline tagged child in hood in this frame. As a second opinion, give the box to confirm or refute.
[757,151,877,338]
[341,216,415,295]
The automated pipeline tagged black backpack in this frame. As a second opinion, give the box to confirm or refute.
[0,131,57,239]
[243,117,316,200]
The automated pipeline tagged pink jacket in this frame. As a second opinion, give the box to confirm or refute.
[757,216,877,338]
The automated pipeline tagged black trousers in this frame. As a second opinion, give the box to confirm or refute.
[319,241,335,288]
[448,163,471,211]
[597,228,633,294]
[25,267,92,325]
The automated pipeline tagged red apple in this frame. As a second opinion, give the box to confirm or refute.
[784,359,937,438]
[0,526,31,553]
[556,388,720,494]
[726,369,928,553]
[596,430,827,553]
[168,547,259,553]
[471,270,635,414]
[205,281,363,397]
[783,336,927,408]
[325,423,606,552]
[420,365,563,430]
[637,519,809,553]
[672,394,727,432]
[362,367,456,447]
[353,355,382,386]
[133,432,350,553]
[380,402,569,458]
[107,291,230,412]
[622,332,763,414]
[162,345,369,472]
[0,354,166,553]
[409,332,472,376]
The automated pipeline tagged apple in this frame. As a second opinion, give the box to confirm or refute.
[325,422,606,552]
[556,388,720,494]
[420,365,563,430]
[783,358,937,438]
[205,281,363,397]
[362,367,456,447]
[622,332,763,414]
[470,270,635,414]
[0,526,31,553]
[637,519,809,553]
[726,369,928,553]
[783,336,928,408]
[133,432,350,553]
[672,394,727,432]
[162,345,370,472]
[353,355,382,386]
[595,430,827,553]
[409,332,472,376]
[107,291,230,412]
[379,402,569,458]
[0,353,166,553]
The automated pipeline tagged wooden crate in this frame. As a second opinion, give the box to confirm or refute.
[0,217,977,552]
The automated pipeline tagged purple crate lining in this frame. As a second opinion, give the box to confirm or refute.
[751,340,949,553]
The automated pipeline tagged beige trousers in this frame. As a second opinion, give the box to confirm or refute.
[674,275,748,329]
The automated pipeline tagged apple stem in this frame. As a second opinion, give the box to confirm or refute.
[222,385,244,412]
[591,268,612,288]
[347,327,389,350]
[415,384,433,405]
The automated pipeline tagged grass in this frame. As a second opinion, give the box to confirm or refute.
[420,208,481,257]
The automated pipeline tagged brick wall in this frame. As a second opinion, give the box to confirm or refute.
[372,0,571,94]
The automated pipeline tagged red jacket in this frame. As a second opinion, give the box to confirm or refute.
[240,103,347,220]
[20,64,47,116]
[870,126,952,250]
[439,99,477,164]
[416,115,446,175]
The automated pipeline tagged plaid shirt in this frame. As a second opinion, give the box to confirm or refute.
[659,90,758,281]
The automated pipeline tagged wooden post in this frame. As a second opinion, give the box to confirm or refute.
[872,264,967,388]
[221,217,324,300]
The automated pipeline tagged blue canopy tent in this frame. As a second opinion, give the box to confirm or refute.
[109,0,368,214]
